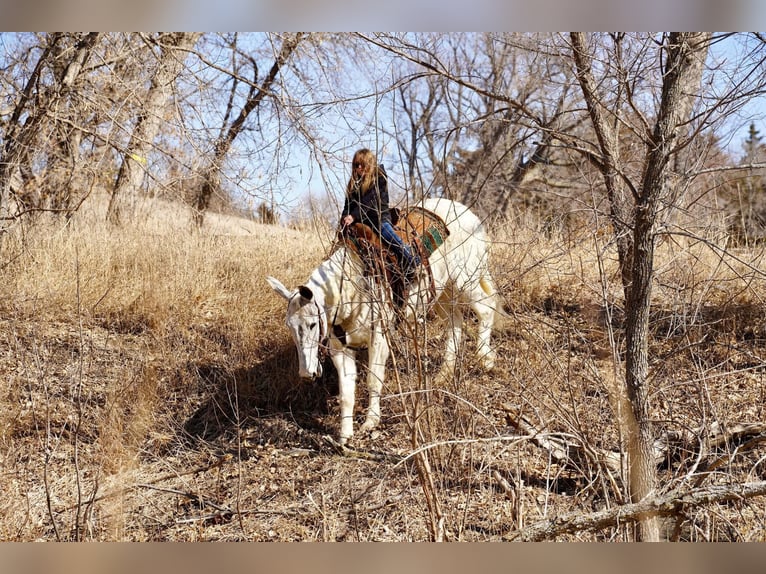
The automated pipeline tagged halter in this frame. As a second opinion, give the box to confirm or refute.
[289,290,330,364]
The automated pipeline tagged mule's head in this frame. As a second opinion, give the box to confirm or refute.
[266,276,327,380]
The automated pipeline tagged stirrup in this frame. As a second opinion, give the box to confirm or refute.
[403,265,417,286]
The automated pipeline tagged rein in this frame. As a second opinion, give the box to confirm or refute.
[319,240,369,355]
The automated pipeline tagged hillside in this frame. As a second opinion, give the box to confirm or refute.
[2,194,766,541]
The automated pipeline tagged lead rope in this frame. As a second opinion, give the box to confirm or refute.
[319,234,349,359]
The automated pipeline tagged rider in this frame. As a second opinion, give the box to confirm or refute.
[340,148,420,285]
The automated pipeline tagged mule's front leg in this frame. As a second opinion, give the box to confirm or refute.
[359,331,388,434]
[330,344,357,444]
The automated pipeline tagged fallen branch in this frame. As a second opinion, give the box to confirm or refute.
[136,483,230,512]
[175,506,300,524]
[503,404,625,477]
[505,480,766,541]
[503,404,766,482]
[58,454,233,513]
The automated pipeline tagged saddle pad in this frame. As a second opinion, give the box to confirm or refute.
[397,206,450,259]
[333,207,448,309]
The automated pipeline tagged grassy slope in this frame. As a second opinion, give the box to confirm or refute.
[1,193,766,541]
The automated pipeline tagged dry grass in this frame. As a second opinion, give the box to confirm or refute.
[2,193,766,541]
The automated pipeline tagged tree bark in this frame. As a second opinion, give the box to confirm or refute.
[507,480,766,541]
[0,33,99,215]
[624,32,710,541]
[571,32,711,541]
[570,32,635,292]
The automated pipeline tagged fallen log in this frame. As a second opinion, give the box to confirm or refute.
[505,480,766,541]
[503,403,626,478]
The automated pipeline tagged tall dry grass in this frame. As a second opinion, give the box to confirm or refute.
[2,192,766,540]
[0,194,333,540]
[482,214,766,540]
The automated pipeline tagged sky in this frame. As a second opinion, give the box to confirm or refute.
[2,25,765,223]
[709,34,766,153]
[279,33,766,224]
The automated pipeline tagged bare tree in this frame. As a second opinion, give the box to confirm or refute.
[106,32,201,224]
[348,31,766,541]
[191,32,304,227]
[360,33,586,223]
[0,32,100,217]
[389,78,442,201]
[570,31,712,541]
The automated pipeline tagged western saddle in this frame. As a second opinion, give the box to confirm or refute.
[337,206,450,310]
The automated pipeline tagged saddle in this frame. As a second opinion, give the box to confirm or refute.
[338,206,450,309]
[390,206,450,260]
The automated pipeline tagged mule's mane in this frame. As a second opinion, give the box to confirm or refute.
[303,244,367,316]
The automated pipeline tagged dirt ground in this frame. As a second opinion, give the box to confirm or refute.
[3,291,766,541]
[2,203,766,541]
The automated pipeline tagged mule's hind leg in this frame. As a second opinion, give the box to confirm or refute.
[466,278,497,371]
[433,293,463,383]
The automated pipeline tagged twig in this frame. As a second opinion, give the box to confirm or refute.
[175,506,300,524]
[504,404,766,484]
[136,483,230,512]
[492,470,515,498]
[503,403,625,477]
[58,455,231,513]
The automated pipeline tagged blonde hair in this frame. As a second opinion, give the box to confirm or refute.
[346,148,383,196]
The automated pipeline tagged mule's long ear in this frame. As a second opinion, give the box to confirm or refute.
[266,276,293,301]
[298,285,313,301]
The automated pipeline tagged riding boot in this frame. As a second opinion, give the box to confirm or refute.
[392,277,407,309]
[391,256,409,309]
[400,249,421,286]
[395,254,415,287]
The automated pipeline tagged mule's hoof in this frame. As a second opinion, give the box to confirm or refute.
[323,434,351,454]
[480,351,497,372]
[359,417,380,434]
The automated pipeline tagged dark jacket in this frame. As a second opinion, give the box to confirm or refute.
[341,166,390,233]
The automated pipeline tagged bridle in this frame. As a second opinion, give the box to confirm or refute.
[293,243,369,368]
[289,291,330,365]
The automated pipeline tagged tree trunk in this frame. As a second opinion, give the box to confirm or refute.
[570,32,635,291]
[193,33,304,227]
[571,32,711,541]
[623,202,660,540]
[0,33,99,216]
[107,33,201,224]
[625,32,710,541]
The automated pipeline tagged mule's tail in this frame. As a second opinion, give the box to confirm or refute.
[479,271,507,328]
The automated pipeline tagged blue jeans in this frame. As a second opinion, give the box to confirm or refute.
[379,221,420,271]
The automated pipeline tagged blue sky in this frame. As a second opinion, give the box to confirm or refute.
[276,33,766,223]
